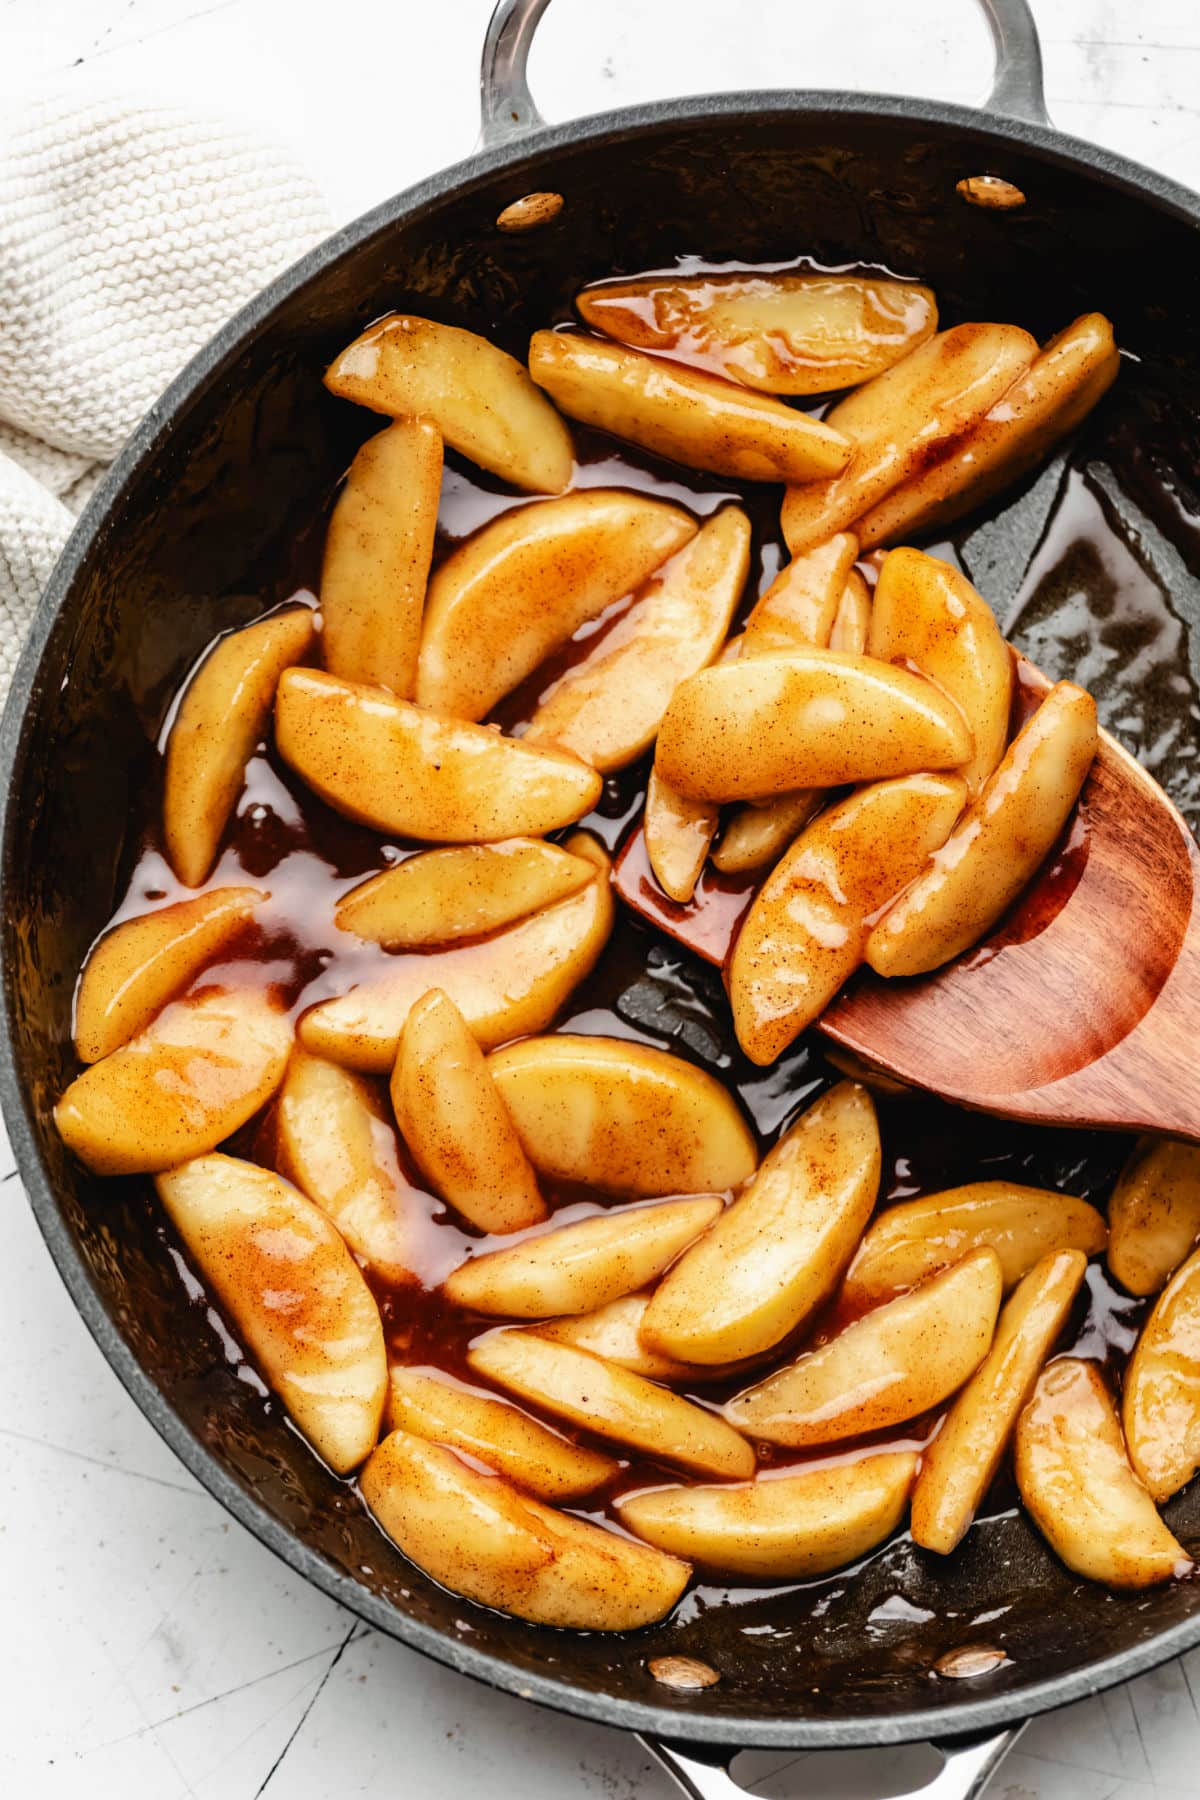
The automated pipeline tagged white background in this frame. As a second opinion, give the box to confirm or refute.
[5,1,1200,1795]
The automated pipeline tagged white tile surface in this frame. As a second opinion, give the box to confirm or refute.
[4,1,1200,1794]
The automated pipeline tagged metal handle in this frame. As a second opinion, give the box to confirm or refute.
[641,1726,1023,1800]
[479,0,1050,149]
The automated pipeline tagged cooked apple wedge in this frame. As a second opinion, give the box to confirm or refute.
[157,1155,386,1473]
[641,1083,879,1364]
[912,1249,1088,1554]
[528,330,851,483]
[868,549,1013,795]
[729,774,967,1065]
[1123,1248,1200,1502]
[537,1293,698,1381]
[275,1047,420,1285]
[275,668,601,841]
[444,1195,722,1318]
[74,885,265,1063]
[1015,1358,1190,1587]
[486,1033,757,1197]
[843,1182,1107,1306]
[577,271,937,395]
[416,490,696,720]
[361,1429,690,1628]
[469,1330,755,1477]
[710,790,822,875]
[301,834,612,1070]
[164,606,315,887]
[858,314,1119,546]
[335,839,593,950]
[738,533,858,657]
[726,1248,1003,1446]
[643,766,718,904]
[387,1367,616,1499]
[391,988,545,1233]
[56,987,291,1175]
[325,313,574,495]
[1108,1137,1200,1297]
[524,505,750,772]
[780,323,1037,554]
[655,652,973,802]
[828,571,872,653]
[866,681,1098,976]
[617,1450,916,1577]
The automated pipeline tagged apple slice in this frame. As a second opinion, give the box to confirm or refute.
[1123,1248,1200,1502]
[1108,1137,1200,1297]
[780,323,1037,555]
[319,419,442,698]
[1015,1358,1190,1587]
[738,533,858,657]
[443,1194,722,1318]
[325,313,574,495]
[710,790,822,875]
[56,987,291,1175]
[361,1429,690,1628]
[275,667,601,841]
[528,330,851,483]
[334,839,594,949]
[392,988,545,1233]
[74,885,265,1063]
[726,1248,1003,1446]
[911,1249,1088,1554]
[523,505,750,772]
[643,767,718,904]
[729,773,967,1065]
[157,1155,386,1473]
[617,1450,916,1577]
[537,1293,699,1381]
[469,1330,755,1477]
[164,606,315,887]
[641,1083,879,1364]
[829,570,872,653]
[387,1367,616,1499]
[577,271,937,395]
[416,489,696,721]
[486,1033,757,1197]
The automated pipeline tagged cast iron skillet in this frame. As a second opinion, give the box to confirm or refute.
[5,2,1200,1794]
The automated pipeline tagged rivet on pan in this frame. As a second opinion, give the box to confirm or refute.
[934,1643,1010,1679]
[956,175,1027,211]
[497,192,565,233]
[648,1655,722,1690]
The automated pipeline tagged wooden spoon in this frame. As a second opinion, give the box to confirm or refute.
[614,659,1200,1141]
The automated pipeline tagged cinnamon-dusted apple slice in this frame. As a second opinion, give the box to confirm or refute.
[361,1430,690,1629]
[157,1155,386,1473]
[528,331,851,483]
[486,1034,757,1197]
[780,323,1037,554]
[335,839,594,949]
[643,767,718,904]
[469,1330,755,1477]
[74,886,265,1063]
[641,1083,879,1364]
[301,833,612,1071]
[617,1450,917,1577]
[655,652,972,802]
[56,988,291,1176]
[912,1249,1088,1554]
[275,1048,420,1285]
[577,271,937,395]
[866,682,1097,977]
[416,490,696,720]
[843,1182,1107,1306]
[1108,1137,1200,1297]
[164,606,315,887]
[868,549,1013,795]
[709,790,822,876]
[392,988,545,1233]
[387,1367,616,1500]
[858,313,1119,546]
[729,774,968,1065]
[828,570,872,653]
[537,1293,698,1381]
[325,313,574,495]
[320,419,442,697]
[738,533,859,657]
[444,1195,722,1318]
[1015,1358,1190,1587]
[524,505,750,772]
[1123,1248,1200,1502]
[726,1248,1003,1446]
[275,668,601,841]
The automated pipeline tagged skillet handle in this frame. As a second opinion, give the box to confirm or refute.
[479,0,1050,149]
[640,1726,1024,1800]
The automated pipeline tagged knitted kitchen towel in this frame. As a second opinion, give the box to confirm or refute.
[0,85,332,702]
